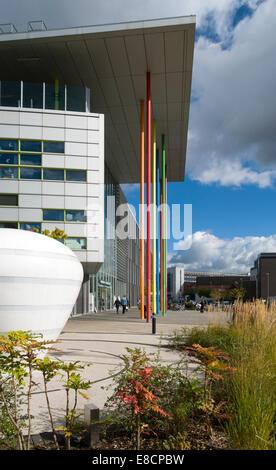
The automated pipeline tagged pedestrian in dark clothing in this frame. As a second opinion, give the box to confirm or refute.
[200,298,205,313]
[114,297,121,314]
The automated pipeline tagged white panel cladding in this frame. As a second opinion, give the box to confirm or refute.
[43,113,65,128]
[19,208,42,222]
[19,111,43,127]
[65,182,86,197]
[19,194,42,208]
[64,196,86,210]
[0,110,19,125]
[19,125,42,140]
[42,181,65,195]
[65,115,87,129]
[66,141,87,156]
[0,208,19,220]
[65,155,87,169]
[87,157,100,171]
[0,107,104,272]
[19,181,42,194]
[42,154,65,168]
[42,126,65,141]
[42,195,65,209]
[64,223,86,237]
[0,124,20,138]
[0,180,19,193]
[87,116,99,131]
[65,128,87,142]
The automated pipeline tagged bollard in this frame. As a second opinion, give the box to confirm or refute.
[84,403,100,447]
[152,313,156,334]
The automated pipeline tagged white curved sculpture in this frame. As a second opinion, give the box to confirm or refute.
[0,228,83,341]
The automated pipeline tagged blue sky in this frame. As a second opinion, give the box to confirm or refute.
[2,0,276,273]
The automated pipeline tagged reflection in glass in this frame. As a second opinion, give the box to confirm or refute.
[0,194,18,206]
[65,210,86,222]
[0,153,18,165]
[43,209,64,221]
[20,167,41,179]
[45,83,65,110]
[23,82,43,109]
[20,154,41,166]
[19,222,41,232]
[66,170,86,182]
[43,168,64,180]
[20,140,42,153]
[0,222,18,229]
[0,139,18,151]
[0,167,18,179]
[43,141,64,154]
[65,237,87,250]
[67,85,86,112]
[0,81,21,107]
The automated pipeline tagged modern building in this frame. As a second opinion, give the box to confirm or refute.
[250,253,276,300]
[167,265,185,299]
[196,274,250,291]
[0,16,196,315]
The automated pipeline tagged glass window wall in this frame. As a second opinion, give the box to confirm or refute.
[20,167,41,179]
[66,169,86,182]
[0,167,18,179]
[0,194,18,206]
[0,139,18,151]
[0,153,18,165]
[43,168,64,180]
[23,82,43,109]
[45,83,65,110]
[20,154,41,166]
[19,222,41,232]
[43,141,64,154]
[65,237,87,250]
[65,210,86,222]
[43,209,64,221]
[20,140,42,153]
[0,81,21,107]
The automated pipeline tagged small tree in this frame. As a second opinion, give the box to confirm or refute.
[105,348,170,450]
[230,282,246,300]
[198,288,211,298]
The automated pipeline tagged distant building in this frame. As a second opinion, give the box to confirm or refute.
[196,274,250,291]
[167,266,185,299]
[250,253,276,300]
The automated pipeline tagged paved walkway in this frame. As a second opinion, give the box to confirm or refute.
[29,308,228,434]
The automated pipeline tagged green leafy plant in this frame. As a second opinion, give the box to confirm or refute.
[58,361,92,450]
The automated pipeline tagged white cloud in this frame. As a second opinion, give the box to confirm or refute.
[187,0,276,187]
[170,230,276,273]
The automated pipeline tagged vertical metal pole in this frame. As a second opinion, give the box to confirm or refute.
[160,179,163,312]
[152,120,156,315]
[165,166,168,313]
[162,134,166,316]
[146,72,151,323]
[156,150,160,315]
[140,100,145,320]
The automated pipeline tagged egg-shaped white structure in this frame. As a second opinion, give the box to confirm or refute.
[0,228,83,341]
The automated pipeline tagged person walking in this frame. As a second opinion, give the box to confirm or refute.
[200,297,205,313]
[121,295,127,314]
[114,297,121,314]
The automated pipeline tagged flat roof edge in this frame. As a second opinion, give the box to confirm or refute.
[0,15,196,43]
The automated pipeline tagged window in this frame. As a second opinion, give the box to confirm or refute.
[20,167,41,179]
[43,209,64,221]
[0,194,18,206]
[19,222,41,232]
[43,168,64,180]
[65,237,87,250]
[0,167,18,179]
[0,153,18,165]
[0,139,18,152]
[66,169,86,182]
[43,141,64,154]
[0,81,21,107]
[23,82,43,109]
[20,154,41,166]
[0,222,18,229]
[65,210,86,222]
[20,140,42,153]
[45,83,65,111]
[67,85,86,112]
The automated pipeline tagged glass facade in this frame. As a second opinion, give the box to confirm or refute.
[0,138,87,182]
[89,165,140,312]
[0,194,18,206]
[0,80,88,112]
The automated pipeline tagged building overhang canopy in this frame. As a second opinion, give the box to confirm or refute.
[0,16,196,183]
